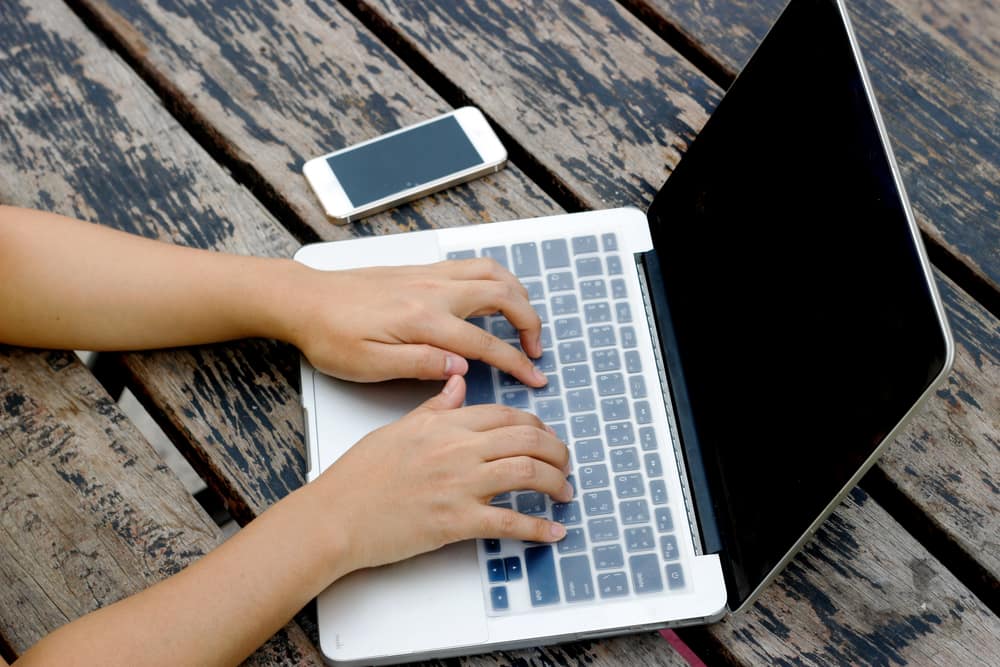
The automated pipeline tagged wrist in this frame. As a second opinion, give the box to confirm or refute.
[235,257,314,344]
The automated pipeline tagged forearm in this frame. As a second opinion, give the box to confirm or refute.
[0,206,296,350]
[13,483,351,667]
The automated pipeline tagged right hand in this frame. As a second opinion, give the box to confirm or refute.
[317,375,571,573]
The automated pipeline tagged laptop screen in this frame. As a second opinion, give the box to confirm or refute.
[645,0,950,609]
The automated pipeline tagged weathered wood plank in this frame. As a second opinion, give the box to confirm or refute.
[878,0,999,75]
[703,488,1000,665]
[0,1,693,665]
[631,0,1000,298]
[76,0,562,241]
[0,348,322,665]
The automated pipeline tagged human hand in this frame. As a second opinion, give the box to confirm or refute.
[281,258,547,386]
[317,375,570,572]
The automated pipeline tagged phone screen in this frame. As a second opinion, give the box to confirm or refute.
[327,116,484,207]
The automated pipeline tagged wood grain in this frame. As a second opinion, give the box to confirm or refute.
[0,348,322,665]
[894,0,1000,74]
[76,0,563,242]
[632,0,1000,298]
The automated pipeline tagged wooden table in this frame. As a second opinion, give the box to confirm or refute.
[1,0,998,664]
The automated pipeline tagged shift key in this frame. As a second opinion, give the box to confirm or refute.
[525,545,560,606]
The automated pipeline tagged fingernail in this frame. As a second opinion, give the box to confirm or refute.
[532,367,547,385]
[550,523,566,539]
[444,353,468,376]
[562,461,572,475]
[534,334,543,357]
[545,424,556,435]
[562,481,574,499]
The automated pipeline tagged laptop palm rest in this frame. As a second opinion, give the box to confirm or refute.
[312,371,489,659]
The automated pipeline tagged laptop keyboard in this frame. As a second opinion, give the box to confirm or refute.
[446,232,686,614]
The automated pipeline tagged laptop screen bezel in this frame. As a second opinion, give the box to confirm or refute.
[643,0,953,612]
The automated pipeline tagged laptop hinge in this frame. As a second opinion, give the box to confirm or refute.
[637,249,722,556]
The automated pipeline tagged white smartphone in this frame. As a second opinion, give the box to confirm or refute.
[303,106,507,224]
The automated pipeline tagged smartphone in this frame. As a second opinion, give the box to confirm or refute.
[303,107,507,224]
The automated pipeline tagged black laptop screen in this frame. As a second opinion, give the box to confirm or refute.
[646,0,949,609]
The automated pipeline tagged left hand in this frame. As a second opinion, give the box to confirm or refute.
[278,258,547,386]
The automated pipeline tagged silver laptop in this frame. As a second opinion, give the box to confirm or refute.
[296,0,953,663]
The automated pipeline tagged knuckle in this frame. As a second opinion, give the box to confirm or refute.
[510,456,537,483]
[476,331,498,357]
[497,510,518,535]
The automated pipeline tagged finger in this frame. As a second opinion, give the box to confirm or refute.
[476,424,569,472]
[419,374,466,411]
[432,319,546,387]
[475,506,566,543]
[478,456,574,503]
[370,342,470,381]
[455,281,543,358]
[435,258,528,299]
[446,403,546,432]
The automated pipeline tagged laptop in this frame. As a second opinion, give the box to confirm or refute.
[296,0,954,663]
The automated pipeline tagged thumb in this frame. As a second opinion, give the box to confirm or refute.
[421,374,466,411]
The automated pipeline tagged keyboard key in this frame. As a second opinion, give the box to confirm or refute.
[570,414,600,438]
[650,480,668,505]
[597,372,626,396]
[557,527,587,554]
[525,545,560,606]
[625,527,655,552]
[666,563,685,590]
[551,294,578,315]
[660,535,679,562]
[579,464,609,490]
[588,517,619,542]
[598,572,629,598]
[542,239,570,268]
[491,586,509,610]
[584,302,611,323]
[558,340,587,364]
[615,302,632,323]
[560,555,595,602]
[490,318,518,339]
[655,507,674,532]
[552,501,581,525]
[540,326,553,348]
[629,375,647,399]
[593,544,624,570]
[567,474,577,496]
[501,390,529,408]
[512,242,540,277]
[555,317,583,340]
[498,372,522,388]
[551,422,568,443]
[517,492,547,515]
[484,538,501,554]
[567,388,596,413]
[492,491,510,501]
[572,235,598,254]
[547,271,574,292]
[469,316,487,330]
[576,257,603,276]
[525,281,545,301]
[488,558,507,582]
[588,325,616,347]
[465,360,496,405]
[447,249,475,260]
[601,233,618,251]
[574,438,604,463]
[639,426,657,450]
[583,490,614,516]
[536,398,564,422]
[535,303,548,323]
[645,452,663,478]
[635,401,652,424]
[536,350,557,374]
[610,447,640,472]
[580,279,607,300]
[625,350,642,373]
[601,397,630,421]
[532,374,560,397]
[605,422,635,446]
[611,278,627,299]
[615,473,644,498]
[630,554,663,594]
[606,255,623,275]
[562,364,592,388]
[482,246,508,269]
[620,499,650,525]
[621,326,637,348]
[592,349,621,372]
[493,502,512,510]
[504,557,523,581]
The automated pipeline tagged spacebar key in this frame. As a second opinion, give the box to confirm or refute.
[525,545,560,606]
